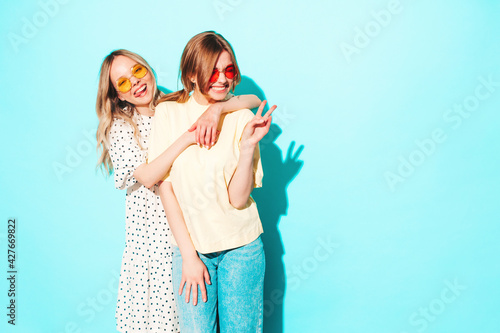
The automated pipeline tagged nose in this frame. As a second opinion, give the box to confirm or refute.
[130,75,141,86]
[216,71,228,83]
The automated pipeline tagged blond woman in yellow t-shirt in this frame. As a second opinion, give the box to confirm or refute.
[148,31,276,332]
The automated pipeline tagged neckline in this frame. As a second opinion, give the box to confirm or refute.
[189,94,213,108]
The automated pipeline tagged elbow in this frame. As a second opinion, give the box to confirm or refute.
[229,197,248,210]
[231,202,247,210]
[133,168,155,188]
[142,181,156,189]
[227,184,253,209]
[135,174,155,189]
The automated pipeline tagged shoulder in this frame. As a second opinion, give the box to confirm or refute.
[154,101,167,112]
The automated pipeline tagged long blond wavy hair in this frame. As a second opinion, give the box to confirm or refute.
[96,49,162,174]
[158,31,241,104]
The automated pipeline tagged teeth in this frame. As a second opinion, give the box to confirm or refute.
[135,85,146,96]
[211,86,226,91]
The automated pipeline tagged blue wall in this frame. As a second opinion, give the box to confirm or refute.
[1,0,499,332]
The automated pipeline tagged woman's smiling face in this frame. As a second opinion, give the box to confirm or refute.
[109,55,155,108]
[206,50,235,101]
[192,50,236,104]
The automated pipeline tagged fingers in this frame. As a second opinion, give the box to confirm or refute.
[197,126,205,146]
[258,117,273,142]
[200,268,211,303]
[195,126,220,148]
[249,114,271,129]
[210,126,217,147]
[201,127,207,146]
[204,269,211,285]
[195,127,200,145]
[265,116,272,130]
[286,141,305,160]
[184,281,207,306]
[256,100,267,117]
[192,283,198,306]
[287,141,296,159]
[199,281,207,304]
[294,144,305,159]
[262,116,272,136]
[180,282,191,304]
[185,283,192,304]
[179,278,185,296]
[180,278,210,305]
[264,104,277,118]
[204,128,211,148]
[188,123,197,132]
[197,125,218,147]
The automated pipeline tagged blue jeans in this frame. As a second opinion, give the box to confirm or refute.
[173,236,265,333]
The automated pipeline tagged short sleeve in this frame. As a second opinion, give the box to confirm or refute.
[147,103,173,182]
[235,109,264,188]
[108,118,146,190]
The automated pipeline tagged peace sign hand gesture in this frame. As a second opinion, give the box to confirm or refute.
[240,100,277,151]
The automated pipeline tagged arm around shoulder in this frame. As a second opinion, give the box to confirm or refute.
[134,131,195,188]
[137,103,196,188]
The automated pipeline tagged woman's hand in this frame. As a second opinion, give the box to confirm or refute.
[188,103,223,148]
[240,100,277,150]
[179,254,211,306]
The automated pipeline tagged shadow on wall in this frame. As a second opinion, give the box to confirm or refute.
[236,76,304,333]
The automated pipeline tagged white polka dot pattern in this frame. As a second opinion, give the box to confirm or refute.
[108,115,179,332]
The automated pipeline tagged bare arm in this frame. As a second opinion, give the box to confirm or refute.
[227,144,257,209]
[220,94,261,113]
[189,94,262,148]
[158,181,210,305]
[134,131,195,188]
[228,101,277,209]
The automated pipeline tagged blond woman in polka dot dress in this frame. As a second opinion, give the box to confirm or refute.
[95,49,261,332]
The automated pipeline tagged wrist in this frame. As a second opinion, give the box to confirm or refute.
[182,252,200,263]
[180,246,198,260]
[182,131,195,145]
[212,103,224,115]
[239,139,257,154]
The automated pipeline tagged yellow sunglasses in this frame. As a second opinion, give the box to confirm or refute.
[116,64,148,93]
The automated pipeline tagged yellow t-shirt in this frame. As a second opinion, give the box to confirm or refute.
[148,95,264,254]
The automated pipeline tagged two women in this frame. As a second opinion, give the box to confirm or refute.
[148,31,275,332]
[96,49,261,332]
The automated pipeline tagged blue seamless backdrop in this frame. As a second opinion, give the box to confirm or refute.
[1,0,499,332]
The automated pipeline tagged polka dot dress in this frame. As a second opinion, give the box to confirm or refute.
[108,114,179,332]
